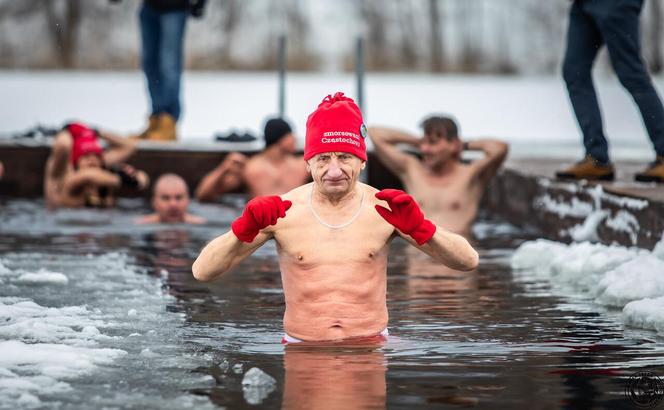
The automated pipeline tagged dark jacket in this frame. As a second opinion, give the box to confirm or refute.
[144,0,206,17]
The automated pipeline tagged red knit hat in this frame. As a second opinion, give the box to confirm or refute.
[304,92,367,161]
[68,122,103,166]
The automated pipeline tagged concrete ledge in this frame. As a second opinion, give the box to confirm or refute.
[485,159,664,250]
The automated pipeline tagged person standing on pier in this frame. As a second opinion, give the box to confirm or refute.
[556,0,664,183]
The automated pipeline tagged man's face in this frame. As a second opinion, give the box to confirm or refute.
[419,131,461,170]
[306,152,365,196]
[152,181,190,223]
[279,133,297,153]
[77,153,103,170]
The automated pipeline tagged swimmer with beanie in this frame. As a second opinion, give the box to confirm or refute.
[44,122,150,208]
[240,117,310,197]
[193,92,479,343]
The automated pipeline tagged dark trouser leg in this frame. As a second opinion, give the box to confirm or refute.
[562,1,609,163]
[139,4,161,116]
[599,0,664,158]
[158,10,187,121]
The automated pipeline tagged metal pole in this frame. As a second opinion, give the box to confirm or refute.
[278,35,287,117]
[355,36,365,113]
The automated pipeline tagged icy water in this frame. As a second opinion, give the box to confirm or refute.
[1,197,663,409]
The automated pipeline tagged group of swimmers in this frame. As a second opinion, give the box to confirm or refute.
[43,109,507,238]
[41,92,509,343]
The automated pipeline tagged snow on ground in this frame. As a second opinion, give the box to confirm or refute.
[511,237,664,335]
[0,71,660,159]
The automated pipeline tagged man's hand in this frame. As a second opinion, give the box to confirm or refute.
[231,196,292,242]
[375,189,436,245]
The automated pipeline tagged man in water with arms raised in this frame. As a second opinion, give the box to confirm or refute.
[193,93,478,342]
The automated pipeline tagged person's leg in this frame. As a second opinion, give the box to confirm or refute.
[562,1,609,163]
[599,0,664,158]
[157,10,188,121]
[139,3,161,116]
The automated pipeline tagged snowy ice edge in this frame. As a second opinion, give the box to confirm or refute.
[511,237,664,335]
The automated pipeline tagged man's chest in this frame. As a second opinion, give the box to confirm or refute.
[273,209,393,266]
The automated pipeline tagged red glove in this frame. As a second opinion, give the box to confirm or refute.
[231,196,292,242]
[375,189,436,245]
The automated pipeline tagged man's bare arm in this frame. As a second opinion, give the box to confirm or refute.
[367,126,419,177]
[100,131,138,166]
[466,139,509,185]
[47,131,74,180]
[400,228,479,271]
[63,168,121,195]
[195,153,247,202]
[192,231,270,281]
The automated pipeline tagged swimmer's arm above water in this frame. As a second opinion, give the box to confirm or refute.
[375,189,478,271]
[465,139,509,185]
[192,230,271,281]
[64,166,149,195]
[99,130,139,167]
[192,195,292,281]
[195,153,247,202]
[367,126,420,177]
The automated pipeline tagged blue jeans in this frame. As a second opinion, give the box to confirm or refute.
[562,0,664,163]
[139,3,187,121]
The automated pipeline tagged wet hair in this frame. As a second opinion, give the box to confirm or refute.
[264,118,292,148]
[420,115,459,141]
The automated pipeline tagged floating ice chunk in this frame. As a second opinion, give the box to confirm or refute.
[127,309,137,317]
[594,256,664,307]
[0,340,126,379]
[140,348,159,358]
[653,235,664,261]
[16,392,41,407]
[242,367,276,405]
[15,269,68,285]
[510,239,566,275]
[127,333,141,338]
[0,299,105,346]
[623,296,664,334]
[218,359,229,373]
[232,363,243,374]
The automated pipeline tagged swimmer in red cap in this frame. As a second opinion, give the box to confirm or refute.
[44,122,149,208]
[369,118,508,238]
[193,92,478,343]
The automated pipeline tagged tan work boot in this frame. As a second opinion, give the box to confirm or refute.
[555,155,615,181]
[635,156,664,183]
[132,115,158,139]
[147,113,177,141]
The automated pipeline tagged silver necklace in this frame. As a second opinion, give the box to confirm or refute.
[309,184,365,229]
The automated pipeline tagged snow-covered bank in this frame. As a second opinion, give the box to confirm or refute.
[511,238,664,335]
[0,71,659,159]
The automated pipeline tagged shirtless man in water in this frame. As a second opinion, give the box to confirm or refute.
[195,118,309,201]
[242,117,310,197]
[44,122,149,208]
[369,117,508,237]
[193,93,478,342]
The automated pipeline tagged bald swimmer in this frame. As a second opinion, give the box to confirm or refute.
[137,173,205,224]
[193,93,478,343]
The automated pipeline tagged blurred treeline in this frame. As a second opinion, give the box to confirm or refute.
[0,0,661,74]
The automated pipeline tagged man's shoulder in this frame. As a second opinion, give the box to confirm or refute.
[280,182,311,201]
